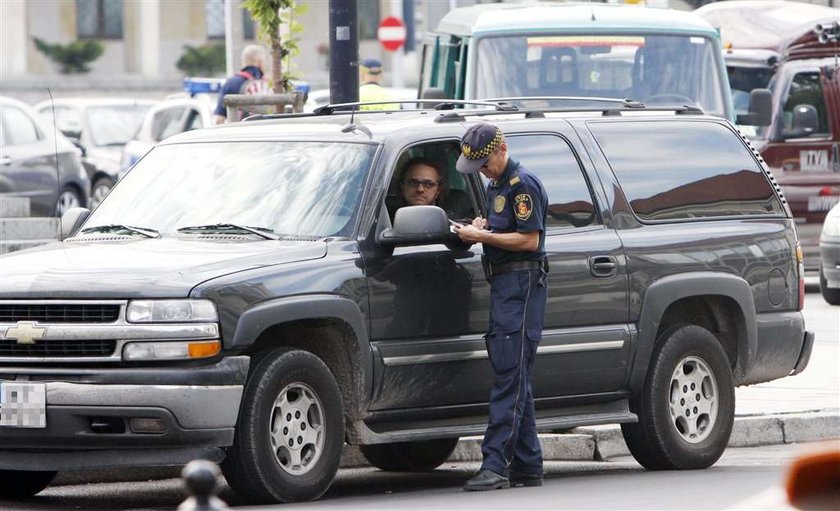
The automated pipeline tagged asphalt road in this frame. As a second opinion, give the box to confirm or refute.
[1,443,814,511]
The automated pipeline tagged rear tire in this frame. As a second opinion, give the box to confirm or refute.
[0,470,56,498]
[90,177,114,208]
[622,324,734,470]
[222,348,344,504]
[820,265,840,305]
[55,186,82,216]
[360,438,459,472]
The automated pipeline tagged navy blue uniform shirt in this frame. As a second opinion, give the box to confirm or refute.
[213,65,264,117]
[483,158,548,264]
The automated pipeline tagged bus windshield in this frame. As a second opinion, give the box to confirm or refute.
[475,33,727,118]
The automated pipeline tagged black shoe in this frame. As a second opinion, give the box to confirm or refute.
[463,469,510,491]
[509,472,543,487]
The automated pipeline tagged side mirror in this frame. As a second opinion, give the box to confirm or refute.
[67,137,86,157]
[60,207,90,240]
[735,88,772,126]
[782,104,819,139]
[377,205,452,246]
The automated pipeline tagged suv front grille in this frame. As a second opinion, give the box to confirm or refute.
[0,339,116,357]
[0,304,120,323]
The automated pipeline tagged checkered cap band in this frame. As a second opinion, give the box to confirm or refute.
[462,128,502,160]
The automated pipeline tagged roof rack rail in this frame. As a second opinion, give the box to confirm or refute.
[312,99,518,115]
[434,103,706,123]
[484,96,645,108]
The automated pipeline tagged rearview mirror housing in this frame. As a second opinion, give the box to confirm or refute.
[377,205,453,246]
[60,207,91,240]
[736,88,772,127]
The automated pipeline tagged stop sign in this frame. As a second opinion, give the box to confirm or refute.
[377,16,406,52]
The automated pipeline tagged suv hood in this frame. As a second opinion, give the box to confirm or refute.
[0,238,327,298]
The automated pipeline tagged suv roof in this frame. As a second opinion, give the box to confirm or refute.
[437,2,717,37]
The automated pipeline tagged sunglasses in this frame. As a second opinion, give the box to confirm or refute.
[403,178,440,189]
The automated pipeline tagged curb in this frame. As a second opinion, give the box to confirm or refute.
[51,410,839,485]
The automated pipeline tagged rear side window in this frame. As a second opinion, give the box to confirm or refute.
[2,106,41,145]
[590,121,784,221]
[506,134,599,230]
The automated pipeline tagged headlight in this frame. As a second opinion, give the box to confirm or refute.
[822,206,840,238]
[126,299,218,323]
[123,340,221,361]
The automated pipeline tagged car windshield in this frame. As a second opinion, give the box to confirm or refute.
[84,141,375,238]
[86,105,151,146]
[475,34,727,118]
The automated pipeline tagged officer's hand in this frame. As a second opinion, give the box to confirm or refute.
[455,223,484,244]
[471,217,488,229]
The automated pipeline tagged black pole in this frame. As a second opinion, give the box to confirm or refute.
[329,0,358,105]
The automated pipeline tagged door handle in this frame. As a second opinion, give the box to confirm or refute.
[0,156,11,166]
[590,255,618,277]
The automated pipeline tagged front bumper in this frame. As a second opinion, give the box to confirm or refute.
[820,239,840,288]
[0,356,248,470]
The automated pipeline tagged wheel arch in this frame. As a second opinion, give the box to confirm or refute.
[630,272,756,392]
[229,295,373,433]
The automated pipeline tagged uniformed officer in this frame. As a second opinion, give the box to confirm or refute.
[454,122,548,491]
[358,58,399,111]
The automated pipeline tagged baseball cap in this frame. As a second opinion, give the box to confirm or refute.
[456,122,503,174]
[360,58,383,74]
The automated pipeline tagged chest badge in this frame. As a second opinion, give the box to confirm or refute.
[514,193,533,221]
[494,195,506,213]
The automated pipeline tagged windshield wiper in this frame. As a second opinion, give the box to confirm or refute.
[80,224,160,238]
[176,223,280,240]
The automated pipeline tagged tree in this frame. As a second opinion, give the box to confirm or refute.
[242,0,307,93]
[177,43,226,76]
[33,37,104,74]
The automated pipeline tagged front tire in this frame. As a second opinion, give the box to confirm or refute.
[90,177,114,208]
[622,324,734,470]
[0,470,56,498]
[360,438,459,472]
[222,348,344,504]
[55,186,82,216]
[820,265,840,305]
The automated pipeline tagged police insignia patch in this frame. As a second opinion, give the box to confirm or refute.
[494,195,506,213]
[514,194,533,220]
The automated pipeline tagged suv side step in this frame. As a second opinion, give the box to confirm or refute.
[353,399,637,445]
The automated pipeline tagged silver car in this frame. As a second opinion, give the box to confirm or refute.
[819,202,840,305]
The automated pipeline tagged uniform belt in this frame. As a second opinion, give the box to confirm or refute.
[487,259,547,277]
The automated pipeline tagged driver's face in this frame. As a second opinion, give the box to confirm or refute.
[401,164,442,206]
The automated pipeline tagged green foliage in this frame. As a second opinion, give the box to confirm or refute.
[176,43,226,76]
[242,0,307,92]
[33,37,104,74]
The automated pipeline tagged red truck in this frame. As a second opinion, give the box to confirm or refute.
[698,1,840,272]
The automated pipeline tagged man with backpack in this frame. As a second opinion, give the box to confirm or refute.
[213,45,269,124]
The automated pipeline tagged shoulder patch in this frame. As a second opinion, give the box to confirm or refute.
[509,176,521,186]
[514,193,533,221]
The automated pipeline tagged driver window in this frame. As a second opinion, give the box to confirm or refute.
[783,72,829,136]
[386,141,477,224]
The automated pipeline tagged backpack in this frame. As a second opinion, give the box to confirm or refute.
[231,71,270,120]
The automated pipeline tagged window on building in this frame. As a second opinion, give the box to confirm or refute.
[590,120,785,221]
[2,107,41,145]
[358,0,381,40]
[783,72,830,137]
[206,0,257,40]
[506,134,599,230]
[77,0,123,39]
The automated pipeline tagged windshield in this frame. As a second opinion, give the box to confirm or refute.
[84,141,375,238]
[475,34,727,118]
[86,105,151,146]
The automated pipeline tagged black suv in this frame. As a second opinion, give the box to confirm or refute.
[0,100,814,503]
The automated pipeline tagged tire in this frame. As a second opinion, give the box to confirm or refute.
[0,470,56,498]
[221,348,344,504]
[90,177,114,208]
[820,265,840,305]
[55,186,83,216]
[360,438,459,472]
[622,324,734,470]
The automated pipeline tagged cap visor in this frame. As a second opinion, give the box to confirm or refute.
[456,154,487,174]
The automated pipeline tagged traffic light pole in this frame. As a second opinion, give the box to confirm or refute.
[329,0,359,105]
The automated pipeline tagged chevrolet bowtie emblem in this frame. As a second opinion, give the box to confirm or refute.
[3,321,47,345]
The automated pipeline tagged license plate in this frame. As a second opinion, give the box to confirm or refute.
[0,382,46,428]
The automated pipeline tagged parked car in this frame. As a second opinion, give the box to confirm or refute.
[0,99,812,503]
[697,2,840,272]
[0,96,89,216]
[34,98,156,207]
[120,96,215,176]
[819,202,840,304]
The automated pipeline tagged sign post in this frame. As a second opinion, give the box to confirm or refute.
[378,15,406,88]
